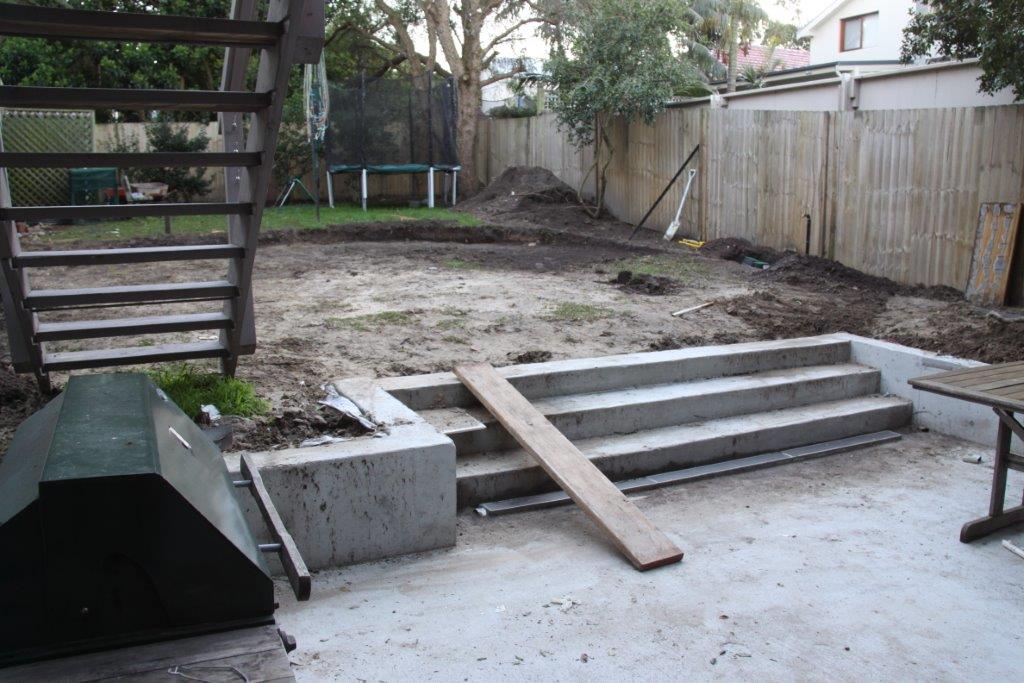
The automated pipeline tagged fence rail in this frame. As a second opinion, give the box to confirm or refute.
[479,105,1024,293]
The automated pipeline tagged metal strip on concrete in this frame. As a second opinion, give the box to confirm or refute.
[475,430,902,516]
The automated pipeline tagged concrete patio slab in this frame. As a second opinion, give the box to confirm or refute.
[274,431,1024,681]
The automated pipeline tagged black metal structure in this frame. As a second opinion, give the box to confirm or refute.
[0,373,305,667]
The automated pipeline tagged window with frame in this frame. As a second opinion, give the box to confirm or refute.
[840,12,879,51]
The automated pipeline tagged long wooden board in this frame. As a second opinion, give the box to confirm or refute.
[454,362,683,570]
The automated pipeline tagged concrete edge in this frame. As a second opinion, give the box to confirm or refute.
[824,333,997,446]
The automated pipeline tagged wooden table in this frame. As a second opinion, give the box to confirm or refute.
[0,625,294,682]
[910,361,1024,542]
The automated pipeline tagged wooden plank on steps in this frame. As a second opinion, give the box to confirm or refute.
[453,362,684,571]
[0,2,282,48]
[0,86,271,112]
[0,151,261,168]
[26,280,237,309]
[36,312,232,341]
[43,340,228,371]
[0,202,251,222]
[13,244,243,267]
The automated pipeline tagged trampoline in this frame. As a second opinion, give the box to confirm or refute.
[324,72,460,209]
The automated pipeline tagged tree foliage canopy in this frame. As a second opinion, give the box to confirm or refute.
[545,0,707,148]
[901,0,1024,100]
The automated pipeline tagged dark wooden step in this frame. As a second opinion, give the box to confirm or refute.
[36,312,232,342]
[42,340,228,372]
[0,152,261,168]
[13,245,244,268]
[0,202,251,222]
[0,3,281,48]
[0,86,271,112]
[25,281,237,310]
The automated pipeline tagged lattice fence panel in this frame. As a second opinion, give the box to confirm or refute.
[0,109,94,206]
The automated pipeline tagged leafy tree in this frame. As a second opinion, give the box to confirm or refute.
[689,0,769,93]
[901,0,1024,100]
[137,120,214,201]
[0,0,233,122]
[545,0,708,217]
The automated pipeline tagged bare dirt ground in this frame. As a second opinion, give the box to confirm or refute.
[3,166,1023,453]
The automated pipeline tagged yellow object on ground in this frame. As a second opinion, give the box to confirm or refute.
[678,239,705,249]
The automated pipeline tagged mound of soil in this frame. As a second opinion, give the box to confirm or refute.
[759,252,962,300]
[700,238,782,265]
[0,363,49,458]
[723,289,888,339]
[459,166,576,216]
[611,270,681,295]
[229,404,373,452]
[886,301,1024,365]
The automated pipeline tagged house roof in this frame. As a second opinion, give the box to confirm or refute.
[726,44,811,71]
[797,0,851,39]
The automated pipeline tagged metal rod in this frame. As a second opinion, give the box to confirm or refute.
[627,144,700,241]
[361,168,368,211]
[427,167,435,208]
[258,543,283,552]
[233,479,253,488]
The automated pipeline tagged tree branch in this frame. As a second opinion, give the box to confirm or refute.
[480,64,525,87]
[484,17,544,54]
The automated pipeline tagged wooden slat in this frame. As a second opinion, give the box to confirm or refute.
[966,203,1022,306]
[454,362,684,571]
[0,151,261,168]
[911,361,1024,385]
[36,312,231,341]
[25,280,237,309]
[0,202,251,222]
[13,244,243,267]
[1,625,293,682]
[910,362,1024,414]
[0,3,282,47]
[241,453,312,601]
[0,86,271,112]
[42,340,227,371]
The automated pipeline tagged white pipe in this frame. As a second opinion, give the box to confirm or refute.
[452,170,458,205]
[326,170,335,208]
[361,168,368,211]
[664,169,698,241]
[427,167,435,208]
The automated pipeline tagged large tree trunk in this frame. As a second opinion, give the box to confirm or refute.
[455,74,482,196]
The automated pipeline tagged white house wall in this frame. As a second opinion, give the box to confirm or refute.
[805,0,917,64]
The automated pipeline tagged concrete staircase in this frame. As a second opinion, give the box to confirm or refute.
[377,337,913,508]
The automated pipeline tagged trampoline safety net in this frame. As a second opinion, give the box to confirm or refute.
[325,73,459,174]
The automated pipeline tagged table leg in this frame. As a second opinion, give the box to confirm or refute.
[961,410,1024,542]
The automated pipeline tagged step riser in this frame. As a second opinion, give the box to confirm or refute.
[388,340,852,411]
[451,370,881,455]
[456,402,912,507]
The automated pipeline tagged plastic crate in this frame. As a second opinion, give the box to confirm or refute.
[69,167,119,206]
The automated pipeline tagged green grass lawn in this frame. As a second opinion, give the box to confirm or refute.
[34,204,481,243]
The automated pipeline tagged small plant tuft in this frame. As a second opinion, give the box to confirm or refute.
[149,365,269,420]
[326,310,415,332]
[544,301,615,322]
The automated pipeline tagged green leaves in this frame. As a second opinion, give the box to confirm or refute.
[901,0,1024,101]
[544,0,708,147]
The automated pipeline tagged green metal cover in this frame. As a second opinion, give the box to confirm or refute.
[0,373,274,666]
[68,166,118,206]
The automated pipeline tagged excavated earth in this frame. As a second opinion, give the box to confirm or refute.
[2,168,1022,454]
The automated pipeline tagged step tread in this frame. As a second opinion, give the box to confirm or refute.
[14,245,243,268]
[422,363,879,435]
[382,336,853,410]
[43,340,228,371]
[456,394,912,478]
[25,281,236,309]
[0,202,252,223]
[0,3,281,47]
[36,312,231,341]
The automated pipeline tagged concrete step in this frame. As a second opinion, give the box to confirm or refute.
[430,363,882,455]
[381,336,852,411]
[456,395,912,507]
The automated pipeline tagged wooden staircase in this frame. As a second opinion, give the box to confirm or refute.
[0,0,324,391]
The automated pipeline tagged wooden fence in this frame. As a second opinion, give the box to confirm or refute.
[479,105,1024,291]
